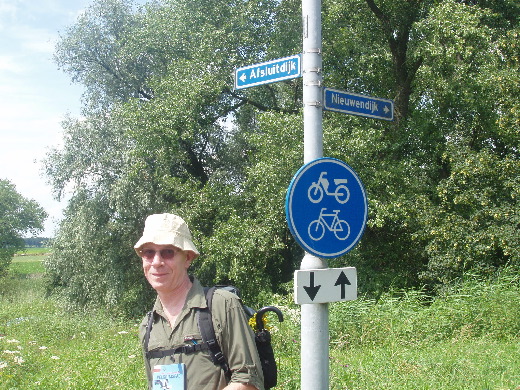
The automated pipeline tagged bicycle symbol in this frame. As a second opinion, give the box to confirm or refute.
[308,172,350,204]
[308,208,351,241]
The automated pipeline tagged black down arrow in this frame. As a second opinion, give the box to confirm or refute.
[303,272,321,301]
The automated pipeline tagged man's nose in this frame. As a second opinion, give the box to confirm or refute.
[151,252,164,266]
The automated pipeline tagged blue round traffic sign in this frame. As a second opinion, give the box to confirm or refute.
[285,158,368,258]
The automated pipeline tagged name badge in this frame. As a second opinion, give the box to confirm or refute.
[153,363,186,390]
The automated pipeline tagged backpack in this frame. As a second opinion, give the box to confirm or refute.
[144,285,283,389]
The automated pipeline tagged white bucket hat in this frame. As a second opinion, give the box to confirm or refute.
[134,213,200,258]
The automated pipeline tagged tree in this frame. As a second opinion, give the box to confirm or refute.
[54,0,154,110]
[45,0,298,311]
[0,179,47,275]
[319,0,519,290]
[46,0,519,313]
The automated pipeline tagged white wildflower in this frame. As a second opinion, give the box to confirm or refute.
[14,356,24,365]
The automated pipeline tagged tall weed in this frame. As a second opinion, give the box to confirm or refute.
[328,268,519,349]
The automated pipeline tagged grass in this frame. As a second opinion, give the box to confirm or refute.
[1,254,519,389]
[1,254,145,389]
[0,299,145,389]
[9,255,45,275]
[268,271,520,390]
[16,247,50,256]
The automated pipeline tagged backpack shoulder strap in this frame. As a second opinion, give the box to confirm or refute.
[198,286,231,380]
[144,310,154,354]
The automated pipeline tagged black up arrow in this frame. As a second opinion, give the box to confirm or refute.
[303,272,321,301]
[335,271,351,299]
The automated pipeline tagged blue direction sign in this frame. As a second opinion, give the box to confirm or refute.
[324,88,394,121]
[286,158,368,259]
[235,54,301,90]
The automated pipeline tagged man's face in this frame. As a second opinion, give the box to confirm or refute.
[140,243,194,293]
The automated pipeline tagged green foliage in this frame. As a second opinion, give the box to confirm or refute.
[319,0,520,294]
[417,147,519,282]
[0,179,47,276]
[195,113,304,300]
[43,189,156,317]
[23,237,50,248]
[54,0,152,110]
[329,268,520,348]
[45,0,304,311]
[45,0,519,312]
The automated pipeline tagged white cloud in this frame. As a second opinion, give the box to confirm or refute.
[0,55,23,73]
[0,0,18,21]
[17,27,57,54]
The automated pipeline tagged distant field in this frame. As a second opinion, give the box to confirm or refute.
[16,247,50,256]
[11,252,49,274]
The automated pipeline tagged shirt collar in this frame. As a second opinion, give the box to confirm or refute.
[152,275,207,317]
[185,276,207,309]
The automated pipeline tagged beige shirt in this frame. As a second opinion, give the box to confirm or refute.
[139,277,264,390]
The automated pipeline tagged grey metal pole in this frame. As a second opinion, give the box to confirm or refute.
[302,0,323,164]
[301,0,328,389]
[300,254,329,390]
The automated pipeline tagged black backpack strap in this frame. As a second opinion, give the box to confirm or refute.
[198,286,231,381]
[146,343,208,359]
[144,310,154,355]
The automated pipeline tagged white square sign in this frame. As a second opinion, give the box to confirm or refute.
[294,267,357,304]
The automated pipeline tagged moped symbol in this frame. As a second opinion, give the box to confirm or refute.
[308,208,351,241]
[308,172,350,204]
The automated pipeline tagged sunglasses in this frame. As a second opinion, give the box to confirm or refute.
[140,248,177,261]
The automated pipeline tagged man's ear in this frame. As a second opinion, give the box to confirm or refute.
[185,251,196,268]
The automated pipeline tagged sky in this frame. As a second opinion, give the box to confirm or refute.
[0,0,93,237]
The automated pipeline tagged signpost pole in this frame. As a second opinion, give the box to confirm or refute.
[302,0,323,164]
[301,0,328,389]
[300,255,329,390]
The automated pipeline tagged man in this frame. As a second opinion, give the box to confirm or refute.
[136,213,264,390]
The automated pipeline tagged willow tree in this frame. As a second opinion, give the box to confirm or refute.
[45,0,302,312]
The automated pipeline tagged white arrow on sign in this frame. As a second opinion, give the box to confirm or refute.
[294,267,357,304]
